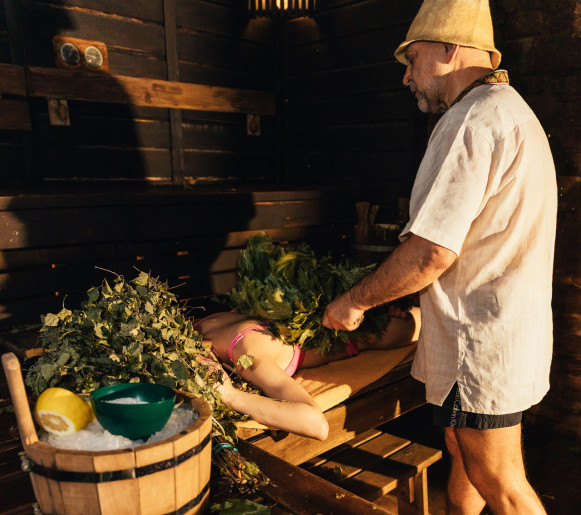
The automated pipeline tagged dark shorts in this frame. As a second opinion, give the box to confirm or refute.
[432,383,522,429]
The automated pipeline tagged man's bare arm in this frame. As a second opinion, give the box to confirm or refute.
[322,233,457,331]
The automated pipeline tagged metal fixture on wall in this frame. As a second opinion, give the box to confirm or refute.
[52,36,109,72]
[249,0,315,19]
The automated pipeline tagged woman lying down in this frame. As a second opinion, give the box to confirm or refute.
[196,307,418,441]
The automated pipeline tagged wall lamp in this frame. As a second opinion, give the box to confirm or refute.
[249,0,316,19]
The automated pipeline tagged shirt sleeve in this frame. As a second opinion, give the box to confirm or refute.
[399,118,494,255]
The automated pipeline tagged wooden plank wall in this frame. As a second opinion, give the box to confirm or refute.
[0,0,279,184]
[0,187,364,330]
[284,0,426,213]
[490,0,581,437]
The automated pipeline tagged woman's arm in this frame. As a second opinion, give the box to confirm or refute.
[217,358,329,441]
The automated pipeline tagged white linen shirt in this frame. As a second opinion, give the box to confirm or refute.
[400,84,557,414]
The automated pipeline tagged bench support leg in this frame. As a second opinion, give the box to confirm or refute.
[394,470,429,515]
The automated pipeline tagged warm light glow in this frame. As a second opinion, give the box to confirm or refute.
[249,0,315,18]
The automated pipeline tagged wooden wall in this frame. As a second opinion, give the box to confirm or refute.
[284,0,427,212]
[0,0,278,184]
[490,0,581,437]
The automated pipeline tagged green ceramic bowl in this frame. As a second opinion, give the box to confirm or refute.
[90,383,176,440]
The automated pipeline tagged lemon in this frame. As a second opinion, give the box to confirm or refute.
[34,387,93,435]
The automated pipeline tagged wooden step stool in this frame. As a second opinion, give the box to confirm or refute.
[303,429,442,514]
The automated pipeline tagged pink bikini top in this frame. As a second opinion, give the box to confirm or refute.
[228,323,306,376]
[226,323,269,362]
[193,312,305,376]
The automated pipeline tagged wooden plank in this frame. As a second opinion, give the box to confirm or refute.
[386,442,443,473]
[246,373,425,465]
[342,443,442,502]
[182,150,276,182]
[182,118,276,151]
[0,204,127,250]
[19,0,166,61]
[291,91,412,125]
[177,30,276,77]
[302,428,384,469]
[293,122,410,151]
[34,115,170,147]
[107,50,168,80]
[0,145,27,179]
[0,224,350,272]
[178,61,275,92]
[37,147,172,180]
[177,0,278,45]
[26,66,277,115]
[0,64,26,95]
[288,26,408,74]
[163,0,183,185]
[309,433,412,483]
[288,151,410,187]
[237,440,391,515]
[44,0,165,23]
[289,0,421,45]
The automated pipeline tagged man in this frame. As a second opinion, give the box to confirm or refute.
[322,1,556,513]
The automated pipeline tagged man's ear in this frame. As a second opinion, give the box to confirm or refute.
[442,43,459,64]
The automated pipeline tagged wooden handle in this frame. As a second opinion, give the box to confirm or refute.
[1,352,39,448]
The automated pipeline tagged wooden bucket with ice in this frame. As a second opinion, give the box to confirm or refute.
[2,352,212,515]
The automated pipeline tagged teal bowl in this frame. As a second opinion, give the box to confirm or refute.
[90,383,176,440]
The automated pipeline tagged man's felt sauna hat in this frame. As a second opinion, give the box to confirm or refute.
[394,0,501,69]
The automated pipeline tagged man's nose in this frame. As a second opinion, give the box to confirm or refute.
[403,65,411,86]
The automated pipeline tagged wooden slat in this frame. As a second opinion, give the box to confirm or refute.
[289,0,421,45]
[177,30,276,77]
[0,64,26,95]
[302,428,383,469]
[289,61,405,100]
[177,0,278,45]
[309,432,412,483]
[37,147,172,180]
[19,1,166,60]
[26,66,276,115]
[44,0,165,23]
[342,443,442,502]
[237,439,391,515]
[0,99,32,131]
[163,0,183,185]
[246,373,425,465]
[0,224,349,272]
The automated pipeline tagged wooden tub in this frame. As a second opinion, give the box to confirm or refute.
[2,352,212,515]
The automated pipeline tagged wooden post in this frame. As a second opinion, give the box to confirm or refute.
[163,0,184,185]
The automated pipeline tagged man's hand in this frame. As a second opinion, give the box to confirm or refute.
[322,291,365,331]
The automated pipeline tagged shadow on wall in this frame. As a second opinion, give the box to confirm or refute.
[0,2,256,331]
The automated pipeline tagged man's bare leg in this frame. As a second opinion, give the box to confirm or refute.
[452,424,546,514]
[445,428,486,514]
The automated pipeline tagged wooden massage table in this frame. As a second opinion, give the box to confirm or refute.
[224,308,443,514]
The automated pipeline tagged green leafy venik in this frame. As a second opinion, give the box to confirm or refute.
[223,234,390,354]
[25,270,267,491]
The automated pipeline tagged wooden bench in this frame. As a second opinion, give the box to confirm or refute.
[302,428,442,514]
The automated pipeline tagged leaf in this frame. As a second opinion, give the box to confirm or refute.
[87,287,100,302]
[40,363,58,382]
[236,354,254,370]
[56,352,71,366]
[43,313,60,327]
[133,271,149,286]
[170,360,189,381]
[223,235,388,352]
[210,499,271,514]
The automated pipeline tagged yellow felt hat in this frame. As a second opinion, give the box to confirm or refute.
[394,0,501,69]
